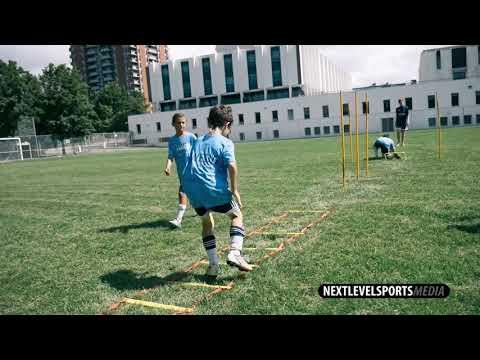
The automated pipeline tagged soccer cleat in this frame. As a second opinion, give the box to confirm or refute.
[205,264,219,278]
[227,252,253,272]
[169,219,182,228]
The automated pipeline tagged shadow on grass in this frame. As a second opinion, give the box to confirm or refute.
[100,269,241,290]
[448,223,480,235]
[98,219,176,234]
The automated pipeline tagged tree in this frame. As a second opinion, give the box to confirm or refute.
[37,64,97,154]
[0,60,41,137]
[91,82,146,133]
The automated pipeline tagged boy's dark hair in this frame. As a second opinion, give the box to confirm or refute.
[383,134,389,138]
[207,105,233,129]
[172,113,185,125]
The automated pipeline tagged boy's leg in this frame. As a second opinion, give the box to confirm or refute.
[199,211,219,277]
[227,209,253,272]
[400,129,406,146]
[396,129,401,145]
[170,186,187,227]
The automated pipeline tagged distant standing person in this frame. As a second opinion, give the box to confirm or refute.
[395,98,409,147]
[182,105,252,279]
[164,113,196,228]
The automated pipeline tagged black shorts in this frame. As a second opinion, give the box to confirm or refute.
[374,140,390,154]
[395,118,408,130]
[194,199,241,217]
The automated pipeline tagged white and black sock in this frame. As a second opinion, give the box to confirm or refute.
[202,235,219,265]
[229,225,246,256]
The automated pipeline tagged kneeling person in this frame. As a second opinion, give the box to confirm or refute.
[373,134,400,159]
[183,106,252,278]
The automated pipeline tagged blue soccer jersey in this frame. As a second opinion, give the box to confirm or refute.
[182,133,236,209]
[376,136,395,152]
[167,132,197,184]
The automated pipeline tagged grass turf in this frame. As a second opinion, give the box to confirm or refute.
[1,127,479,314]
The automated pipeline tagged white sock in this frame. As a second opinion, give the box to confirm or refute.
[229,225,245,256]
[202,235,219,265]
[176,204,186,222]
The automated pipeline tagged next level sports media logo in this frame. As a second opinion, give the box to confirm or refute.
[318,284,450,298]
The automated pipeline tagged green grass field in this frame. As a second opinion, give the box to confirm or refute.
[1,127,479,315]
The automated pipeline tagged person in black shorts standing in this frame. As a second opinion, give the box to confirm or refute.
[395,98,409,147]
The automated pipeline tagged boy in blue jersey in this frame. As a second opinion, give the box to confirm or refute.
[164,113,197,228]
[182,105,252,278]
[373,134,401,159]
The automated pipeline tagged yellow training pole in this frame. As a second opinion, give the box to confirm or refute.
[348,99,353,165]
[435,92,441,159]
[355,92,360,180]
[340,91,346,188]
[364,93,369,177]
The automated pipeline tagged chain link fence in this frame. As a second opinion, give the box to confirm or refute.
[6,132,132,160]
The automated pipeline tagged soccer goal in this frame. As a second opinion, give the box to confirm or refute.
[0,137,25,161]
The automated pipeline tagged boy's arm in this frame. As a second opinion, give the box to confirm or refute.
[228,162,242,208]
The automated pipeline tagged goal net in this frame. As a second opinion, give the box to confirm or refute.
[0,137,23,161]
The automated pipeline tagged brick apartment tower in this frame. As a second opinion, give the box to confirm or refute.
[69,45,168,105]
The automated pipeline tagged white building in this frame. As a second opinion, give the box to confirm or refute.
[129,45,480,145]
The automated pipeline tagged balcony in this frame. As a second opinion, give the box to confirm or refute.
[132,72,140,78]
[87,64,98,71]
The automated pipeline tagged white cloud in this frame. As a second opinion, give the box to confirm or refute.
[0,45,70,75]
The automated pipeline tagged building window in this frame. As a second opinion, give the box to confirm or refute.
[436,50,441,70]
[292,86,304,97]
[323,126,330,135]
[478,46,480,64]
[181,61,191,98]
[244,90,265,103]
[160,101,177,112]
[161,64,171,101]
[273,129,280,138]
[428,118,436,127]
[476,114,480,124]
[179,99,196,110]
[221,93,241,105]
[305,127,311,136]
[238,114,244,126]
[246,50,258,90]
[464,115,472,124]
[381,118,393,132]
[343,103,349,116]
[136,124,141,134]
[267,88,289,100]
[314,127,321,135]
[304,107,310,119]
[255,112,261,124]
[383,99,391,112]
[202,57,213,96]
[362,101,369,114]
[476,91,480,105]
[256,131,262,140]
[428,95,436,109]
[451,93,459,107]
[405,97,413,110]
[288,109,294,120]
[452,116,460,126]
[156,122,161,132]
[199,96,218,108]
[344,124,350,133]
[224,54,235,93]
[192,118,197,129]
[440,117,448,127]
[452,47,467,68]
[240,133,245,141]
[272,110,278,122]
[333,125,340,134]
[453,70,466,80]
[271,46,282,87]
[322,105,329,118]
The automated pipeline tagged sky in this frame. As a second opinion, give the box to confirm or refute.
[0,45,452,88]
